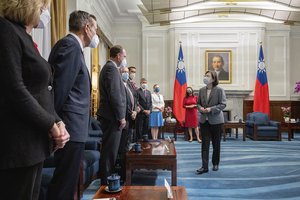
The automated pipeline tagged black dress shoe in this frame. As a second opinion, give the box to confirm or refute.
[196,167,208,174]
[212,165,219,171]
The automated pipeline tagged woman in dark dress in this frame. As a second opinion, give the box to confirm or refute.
[183,87,201,143]
[0,1,69,199]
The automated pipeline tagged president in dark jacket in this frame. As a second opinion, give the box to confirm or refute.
[47,11,98,200]
[97,45,127,185]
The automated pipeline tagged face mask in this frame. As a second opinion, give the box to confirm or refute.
[129,73,135,80]
[187,89,192,94]
[121,72,129,82]
[89,34,99,48]
[203,77,213,85]
[141,84,147,89]
[119,58,127,68]
[36,9,51,28]
[154,88,160,93]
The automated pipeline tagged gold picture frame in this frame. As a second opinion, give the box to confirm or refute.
[205,50,232,84]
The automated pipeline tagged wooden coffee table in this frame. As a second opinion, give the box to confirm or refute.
[223,121,246,141]
[281,122,300,141]
[126,140,177,186]
[92,185,187,200]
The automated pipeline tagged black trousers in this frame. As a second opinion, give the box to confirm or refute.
[98,117,122,185]
[136,113,149,140]
[0,161,43,200]
[200,121,223,170]
[47,141,85,200]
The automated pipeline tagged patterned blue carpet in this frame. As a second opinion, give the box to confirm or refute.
[82,132,300,200]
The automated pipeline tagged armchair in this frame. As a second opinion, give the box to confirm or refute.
[245,112,281,141]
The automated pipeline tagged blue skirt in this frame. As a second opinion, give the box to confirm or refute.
[149,111,164,127]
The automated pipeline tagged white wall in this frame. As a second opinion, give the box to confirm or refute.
[109,20,300,101]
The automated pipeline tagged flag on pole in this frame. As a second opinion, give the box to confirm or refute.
[253,44,270,116]
[173,43,187,125]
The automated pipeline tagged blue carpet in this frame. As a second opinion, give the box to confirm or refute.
[82,132,300,200]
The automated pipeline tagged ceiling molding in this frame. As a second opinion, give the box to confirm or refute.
[141,0,300,12]
[139,0,300,25]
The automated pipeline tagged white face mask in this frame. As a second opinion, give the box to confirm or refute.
[89,34,99,48]
[119,58,127,68]
[203,76,213,85]
[36,9,51,28]
[141,84,148,89]
[129,73,135,80]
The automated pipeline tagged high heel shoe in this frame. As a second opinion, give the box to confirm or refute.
[197,139,202,143]
[188,139,193,142]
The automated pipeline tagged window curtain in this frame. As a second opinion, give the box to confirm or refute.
[50,0,67,47]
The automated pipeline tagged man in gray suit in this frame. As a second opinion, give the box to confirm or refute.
[197,70,226,174]
[47,11,99,199]
[97,45,127,185]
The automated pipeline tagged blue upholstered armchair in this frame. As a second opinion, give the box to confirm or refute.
[245,112,281,141]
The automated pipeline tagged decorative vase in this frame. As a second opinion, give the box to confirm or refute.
[284,117,290,122]
[166,116,171,123]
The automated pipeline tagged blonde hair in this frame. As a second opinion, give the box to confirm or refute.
[0,0,50,25]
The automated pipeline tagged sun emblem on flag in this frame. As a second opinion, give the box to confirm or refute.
[258,60,266,72]
[177,60,185,73]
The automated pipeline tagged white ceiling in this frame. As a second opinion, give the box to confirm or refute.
[103,0,300,25]
[103,0,142,21]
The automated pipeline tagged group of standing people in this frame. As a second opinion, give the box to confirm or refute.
[0,1,227,199]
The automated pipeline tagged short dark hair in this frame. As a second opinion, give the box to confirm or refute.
[205,70,219,86]
[140,78,147,83]
[110,45,123,58]
[128,66,136,71]
[69,10,96,32]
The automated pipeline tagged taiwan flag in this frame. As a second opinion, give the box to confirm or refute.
[253,44,270,116]
[173,44,187,125]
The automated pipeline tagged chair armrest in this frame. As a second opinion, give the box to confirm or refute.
[246,120,255,127]
[85,138,100,150]
[89,130,103,138]
[269,120,280,127]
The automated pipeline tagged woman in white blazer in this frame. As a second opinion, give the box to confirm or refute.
[196,70,226,174]
[149,84,165,139]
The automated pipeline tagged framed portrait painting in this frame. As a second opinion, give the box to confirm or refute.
[205,50,232,84]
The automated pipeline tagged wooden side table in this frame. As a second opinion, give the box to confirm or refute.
[281,122,300,141]
[223,121,246,141]
[161,119,178,141]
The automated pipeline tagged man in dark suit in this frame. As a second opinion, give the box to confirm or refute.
[136,78,152,140]
[97,45,127,185]
[47,11,99,200]
[127,66,140,142]
[118,66,137,181]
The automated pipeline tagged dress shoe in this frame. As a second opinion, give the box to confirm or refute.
[212,165,219,171]
[196,167,208,174]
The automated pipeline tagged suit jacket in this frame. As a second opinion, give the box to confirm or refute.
[0,17,59,169]
[197,86,227,124]
[49,34,91,142]
[97,61,126,121]
[124,83,134,121]
[217,68,229,81]
[136,88,152,112]
[127,80,138,109]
